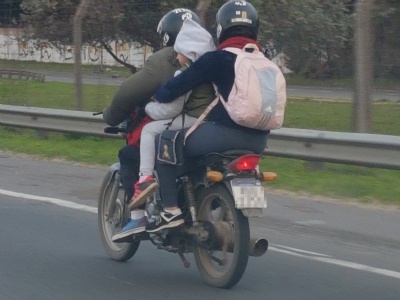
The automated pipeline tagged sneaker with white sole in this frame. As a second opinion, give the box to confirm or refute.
[129,176,159,210]
[112,216,148,243]
[145,209,184,233]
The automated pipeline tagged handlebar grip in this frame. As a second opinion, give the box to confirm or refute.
[104,127,126,134]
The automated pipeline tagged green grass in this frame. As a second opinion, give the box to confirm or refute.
[0,59,132,78]
[1,78,400,206]
[0,128,120,166]
[259,157,400,206]
[285,74,400,91]
[0,79,117,111]
[285,99,400,135]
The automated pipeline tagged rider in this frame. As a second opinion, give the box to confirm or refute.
[102,8,200,238]
[112,18,216,243]
[131,18,216,205]
[146,0,270,233]
[103,8,201,126]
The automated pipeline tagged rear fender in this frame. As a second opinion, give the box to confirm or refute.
[108,162,120,173]
[102,163,120,197]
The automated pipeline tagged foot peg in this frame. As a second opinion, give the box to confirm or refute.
[178,251,190,268]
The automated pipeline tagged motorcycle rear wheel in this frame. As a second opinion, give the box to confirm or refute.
[98,170,140,262]
[193,183,250,288]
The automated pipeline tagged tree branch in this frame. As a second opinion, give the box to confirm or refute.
[100,41,137,73]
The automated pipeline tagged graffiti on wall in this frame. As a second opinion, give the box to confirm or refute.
[0,32,152,68]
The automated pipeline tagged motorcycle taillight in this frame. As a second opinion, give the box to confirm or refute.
[227,154,260,173]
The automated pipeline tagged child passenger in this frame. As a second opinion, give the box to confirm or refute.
[112,18,216,242]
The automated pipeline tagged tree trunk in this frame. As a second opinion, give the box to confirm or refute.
[352,0,374,133]
[196,0,211,27]
[73,0,90,111]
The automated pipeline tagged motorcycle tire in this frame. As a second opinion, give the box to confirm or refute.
[193,183,250,288]
[98,170,140,262]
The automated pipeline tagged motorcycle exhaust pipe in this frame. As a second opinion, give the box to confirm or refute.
[213,236,269,257]
[212,222,268,257]
[248,238,268,257]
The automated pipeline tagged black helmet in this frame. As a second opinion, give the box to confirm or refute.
[157,8,200,47]
[216,1,259,42]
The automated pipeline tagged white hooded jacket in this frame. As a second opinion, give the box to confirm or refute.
[145,18,216,120]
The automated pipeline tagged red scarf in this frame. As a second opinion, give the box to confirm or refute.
[217,37,261,50]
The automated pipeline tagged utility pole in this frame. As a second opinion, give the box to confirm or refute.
[73,0,90,111]
[352,0,374,132]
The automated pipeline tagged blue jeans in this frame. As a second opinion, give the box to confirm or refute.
[155,122,269,207]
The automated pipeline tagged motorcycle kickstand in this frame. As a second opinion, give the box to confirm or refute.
[177,251,190,268]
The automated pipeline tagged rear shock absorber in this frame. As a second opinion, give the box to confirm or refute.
[182,175,198,226]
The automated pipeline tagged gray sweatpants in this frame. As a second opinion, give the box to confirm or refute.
[139,114,198,176]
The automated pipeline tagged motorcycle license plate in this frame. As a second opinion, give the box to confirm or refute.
[230,178,266,209]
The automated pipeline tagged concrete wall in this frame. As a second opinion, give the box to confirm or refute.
[0,28,152,68]
[0,28,292,73]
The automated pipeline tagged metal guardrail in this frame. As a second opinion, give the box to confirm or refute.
[0,104,105,136]
[1,104,399,170]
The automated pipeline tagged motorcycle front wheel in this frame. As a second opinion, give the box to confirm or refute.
[193,183,250,289]
[98,170,140,262]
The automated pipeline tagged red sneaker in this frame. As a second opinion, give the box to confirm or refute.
[129,176,159,210]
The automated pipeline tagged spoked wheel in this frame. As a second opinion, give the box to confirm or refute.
[193,183,250,288]
[98,170,140,261]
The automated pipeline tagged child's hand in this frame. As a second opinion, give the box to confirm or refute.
[150,96,159,103]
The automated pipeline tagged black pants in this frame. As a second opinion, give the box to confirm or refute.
[118,145,140,200]
[155,122,269,207]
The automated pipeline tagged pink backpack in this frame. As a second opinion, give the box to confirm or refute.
[185,44,286,141]
[222,44,286,130]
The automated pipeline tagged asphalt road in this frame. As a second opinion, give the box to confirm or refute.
[0,152,399,299]
[42,71,400,102]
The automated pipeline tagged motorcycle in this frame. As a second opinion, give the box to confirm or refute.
[97,121,276,288]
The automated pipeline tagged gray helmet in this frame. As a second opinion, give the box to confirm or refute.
[157,8,200,47]
[216,1,259,42]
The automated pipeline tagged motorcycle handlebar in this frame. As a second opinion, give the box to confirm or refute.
[103,127,127,134]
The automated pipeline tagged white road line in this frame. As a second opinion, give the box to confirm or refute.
[0,188,97,214]
[2,188,400,281]
[295,220,326,226]
[269,246,400,280]
[271,244,331,257]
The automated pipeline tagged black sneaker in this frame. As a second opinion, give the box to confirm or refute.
[146,209,184,233]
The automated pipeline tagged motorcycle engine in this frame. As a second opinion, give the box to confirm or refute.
[145,189,162,222]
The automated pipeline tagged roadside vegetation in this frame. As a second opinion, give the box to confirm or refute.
[1,77,399,206]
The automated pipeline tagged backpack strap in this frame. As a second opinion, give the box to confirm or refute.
[183,95,219,144]
[224,43,260,54]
